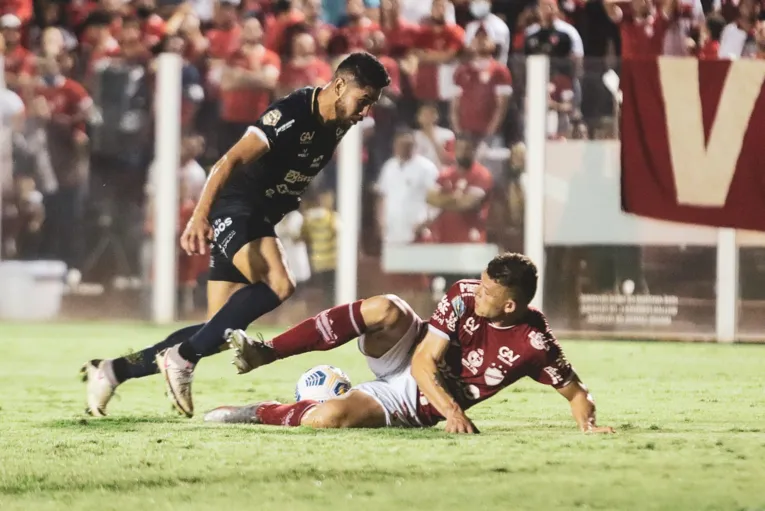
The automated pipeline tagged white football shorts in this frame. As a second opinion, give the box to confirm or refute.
[353,296,426,428]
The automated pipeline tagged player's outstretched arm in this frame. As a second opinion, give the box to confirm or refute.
[412,331,479,434]
[556,375,615,434]
[180,131,270,255]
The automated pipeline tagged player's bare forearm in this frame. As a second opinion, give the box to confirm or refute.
[557,377,614,434]
[411,334,464,420]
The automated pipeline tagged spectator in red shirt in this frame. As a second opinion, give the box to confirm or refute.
[697,12,725,58]
[264,0,305,55]
[605,0,678,58]
[277,31,332,97]
[34,56,96,270]
[332,0,380,52]
[756,19,765,59]
[2,14,34,92]
[380,0,420,58]
[450,27,512,143]
[299,0,335,54]
[218,15,280,155]
[410,0,464,102]
[425,135,494,244]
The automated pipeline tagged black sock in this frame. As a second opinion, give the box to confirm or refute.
[177,282,283,364]
[111,323,204,383]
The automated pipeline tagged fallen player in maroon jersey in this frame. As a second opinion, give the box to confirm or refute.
[205,252,615,434]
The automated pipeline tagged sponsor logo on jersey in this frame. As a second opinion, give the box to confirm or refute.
[336,127,346,139]
[275,119,295,134]
[451,296,465,318]
[484,365,505,386]
[461,348,484,375]
[284,170,313,184]
[463,317,480,336]
[528,331,548,351]
[543,366,562,385]
[459,282,479,295]
[310,156,324,168]
[212,217,233,240]
[265,188,275,198]
[300,131,315,144]
[261,109,282,126]
[299,148,309,158]
[497,346,521,367]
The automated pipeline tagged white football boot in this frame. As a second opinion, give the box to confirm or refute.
[80,359,118,417]
[226,329,277,375]
[156,345,195,418]
[203,401,279,424]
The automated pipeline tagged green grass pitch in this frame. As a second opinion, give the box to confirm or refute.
[1,322,764,511]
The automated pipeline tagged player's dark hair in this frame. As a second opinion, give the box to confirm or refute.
[486,252,538,304]
[705,13,725,41]
[335,52,391,90]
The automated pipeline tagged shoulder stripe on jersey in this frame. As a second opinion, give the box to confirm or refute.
[246,125,270,147]
[427,324,451,340]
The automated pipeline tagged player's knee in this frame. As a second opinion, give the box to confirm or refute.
[264,271,296,301]
[300,401,350,429]
[361,295,406,329]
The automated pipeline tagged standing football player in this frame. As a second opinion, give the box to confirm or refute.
[207,253,615,434]
[82,52,391,418]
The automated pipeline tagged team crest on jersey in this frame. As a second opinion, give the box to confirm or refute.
[462,348,484,375]
[528,331,548,351]
[262,109,282,126]
[451,296,465,318]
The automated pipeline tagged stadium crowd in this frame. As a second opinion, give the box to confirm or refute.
[1,0,764,317]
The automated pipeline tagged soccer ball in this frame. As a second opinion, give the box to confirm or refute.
[295,365,352,402]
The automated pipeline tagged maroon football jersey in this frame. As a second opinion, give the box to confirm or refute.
[417,279,575,425]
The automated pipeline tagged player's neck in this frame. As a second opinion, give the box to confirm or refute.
[490,307,529,328]
[316,87,337,124]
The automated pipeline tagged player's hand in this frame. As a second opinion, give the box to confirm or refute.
[445,410,479,434]
[180,215,213,256]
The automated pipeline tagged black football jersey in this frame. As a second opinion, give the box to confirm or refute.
[212,87,350,219]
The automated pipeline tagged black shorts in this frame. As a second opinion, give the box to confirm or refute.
[208,211,277,284]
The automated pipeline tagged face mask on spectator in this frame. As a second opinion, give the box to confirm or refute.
[42,73,58,86]
[470,1,491,19]
[136,6,153,19]
[457,155,474,168]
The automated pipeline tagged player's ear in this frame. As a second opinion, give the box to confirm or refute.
[503,299,517,315]
[334,77,347,97]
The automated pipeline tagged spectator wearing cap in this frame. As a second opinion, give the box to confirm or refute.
[2,14,34,93]
[0,0,32,25]
[464,0,511,64]
[450,26,512,147]
[277,31,332,97]
[218,15,280,155]
[604,0,678,58]
[719,0,761,57]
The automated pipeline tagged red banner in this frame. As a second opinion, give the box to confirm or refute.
[621,58,765,231]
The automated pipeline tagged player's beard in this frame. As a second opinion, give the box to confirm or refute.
[334,97,355,127]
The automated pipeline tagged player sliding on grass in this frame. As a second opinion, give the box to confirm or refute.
[205,253,615,434]
[81,52,390,418]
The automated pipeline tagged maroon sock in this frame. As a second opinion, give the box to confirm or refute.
[256,401,318,426]
[267,300,366,358]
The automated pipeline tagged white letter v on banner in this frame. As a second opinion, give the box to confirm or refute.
[659,58,765,207]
